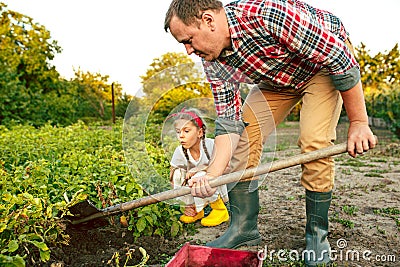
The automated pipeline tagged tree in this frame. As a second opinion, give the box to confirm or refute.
[0,3,133,126]
[0,3,61,89]
[115,93,135,118]
[140,52,212,121]
[357,43,400,137]
[69,68,123,119]
[356,43,400,90]
[0,3,62,125]
[141,52,194,100]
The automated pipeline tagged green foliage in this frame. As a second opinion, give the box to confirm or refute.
[357,43,400,137]
[342,205,359,216]
[108,247,149,267]
[69,68,123,119]
[330,213,354,229]
[0,3,135,127]
[287,43,400,129]
[0,120,188,265]
[357,43,400,88]
[374,207,400,216]
[141,52,197,101]
[0,3,61,126]
[140,52,212,124]
[365,84,400,137]
[373,207,400,231]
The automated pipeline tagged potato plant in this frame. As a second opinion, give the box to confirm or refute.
[0,120,185,266]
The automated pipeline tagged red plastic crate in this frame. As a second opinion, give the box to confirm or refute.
[166,242,263,267]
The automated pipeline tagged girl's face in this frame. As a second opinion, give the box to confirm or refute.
[174,119,203,149]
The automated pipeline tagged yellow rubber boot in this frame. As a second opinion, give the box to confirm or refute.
[201,197,229,227]
[180,209,204,224]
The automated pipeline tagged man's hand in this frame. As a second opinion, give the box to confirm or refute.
[347,122,377,157]
[185,133,239,198]
[340,81,378,157]
[187,173,217,198]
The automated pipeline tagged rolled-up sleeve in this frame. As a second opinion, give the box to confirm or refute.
[215,117,246,136]
[330,66,361,91]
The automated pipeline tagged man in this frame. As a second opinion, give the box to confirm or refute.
[164,0,376,266]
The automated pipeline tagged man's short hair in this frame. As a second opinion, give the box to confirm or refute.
[164,0,223,32]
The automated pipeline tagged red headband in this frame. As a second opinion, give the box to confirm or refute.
[167,108,204,128]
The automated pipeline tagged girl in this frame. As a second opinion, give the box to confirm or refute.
[169,108,229,227]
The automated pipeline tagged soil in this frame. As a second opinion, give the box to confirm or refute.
[41,123,399,267]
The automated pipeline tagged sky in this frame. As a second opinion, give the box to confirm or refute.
[3,0,400,96]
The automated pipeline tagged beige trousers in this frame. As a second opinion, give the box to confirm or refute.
[231,69,343,192]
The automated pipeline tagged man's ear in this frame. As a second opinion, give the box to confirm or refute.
[201,11,216,31]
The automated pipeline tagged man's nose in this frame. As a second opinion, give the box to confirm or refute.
[184,44,194,55]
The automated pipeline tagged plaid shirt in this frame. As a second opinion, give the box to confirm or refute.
[204,0,360,135]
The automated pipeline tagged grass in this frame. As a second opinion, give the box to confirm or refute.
[330,212,355,229]
[342,205,359,216]
[370,158,388,163]
[364,172,384,178]
[368,169,389,174]
[371,181,392,191]
[340,158,376,168]
[374,207,400,215]
[340,168,352,175]
[373,207,400,231]
[259,185,269,191]
[376,226,387,235]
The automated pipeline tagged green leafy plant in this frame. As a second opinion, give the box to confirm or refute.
[330,213,355,229]
[108,247,149,267]
[342,205,359,216]
[0,120,190,265]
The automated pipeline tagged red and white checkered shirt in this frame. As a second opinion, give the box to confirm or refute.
[203,0,360,135]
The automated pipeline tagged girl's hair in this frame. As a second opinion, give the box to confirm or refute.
[170,108,211,163]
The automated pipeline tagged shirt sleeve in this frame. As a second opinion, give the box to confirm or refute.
[205,138,215,156]
[202,60,247,136]
[260,1,360,91]
[170,146,186,168]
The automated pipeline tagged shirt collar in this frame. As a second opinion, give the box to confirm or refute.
[220,6,243,58]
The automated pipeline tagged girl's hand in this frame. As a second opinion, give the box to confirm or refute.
[185,171,196,180]
[183,205,197,217]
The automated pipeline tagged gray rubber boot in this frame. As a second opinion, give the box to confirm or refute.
[305,190,332,267]
[206,180,261,249]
